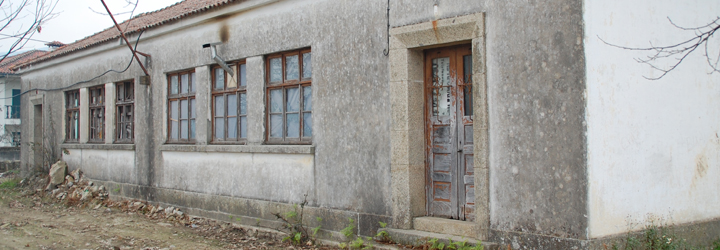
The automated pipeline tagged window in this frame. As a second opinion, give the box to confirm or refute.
[65,90,80,142]
[212,61,247,142]
[89,86,105,142]
[167,70,196,143]
[266,49,312,144]
[116,81,134,143]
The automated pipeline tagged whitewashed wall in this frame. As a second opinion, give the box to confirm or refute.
[584,0,720,238]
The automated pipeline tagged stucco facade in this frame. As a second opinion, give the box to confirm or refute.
[17,0,720,249]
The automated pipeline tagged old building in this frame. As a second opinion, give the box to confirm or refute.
[17,0,720,248]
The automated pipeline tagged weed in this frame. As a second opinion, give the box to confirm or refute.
[375,221,391,242]
[713,238,720,250]
[273,194,319,246]
[341,217,356,239]
[0,178,19,189]
[422,237,483,250]
[235,217,242,222]
[113,185,120,193]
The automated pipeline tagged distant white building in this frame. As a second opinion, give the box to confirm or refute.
[0,50,47,147]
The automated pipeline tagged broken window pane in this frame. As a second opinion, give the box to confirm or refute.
[270,114,282,138]
[303,86,311,111]
[239,64,247,86]
[170,75,179,94]
[303,52,311,79]
[286,113,299,138]
[286,88,299,112]
[270,89,282,113]
[303,113,312,137]
[270,58,282,82]
[215,68,224,90]
[286,55,299,80]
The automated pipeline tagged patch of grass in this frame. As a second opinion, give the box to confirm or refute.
[0,178,19,189]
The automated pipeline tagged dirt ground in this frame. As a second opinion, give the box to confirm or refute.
[0,171,337,250]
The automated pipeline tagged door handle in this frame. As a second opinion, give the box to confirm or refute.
[457,148,463,152]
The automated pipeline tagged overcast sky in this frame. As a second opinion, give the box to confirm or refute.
[1,0,183,54]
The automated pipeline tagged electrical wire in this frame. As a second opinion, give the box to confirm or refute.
[0,29,146,100]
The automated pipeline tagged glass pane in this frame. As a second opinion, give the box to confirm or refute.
[170,75,178,94]
[239,93,247,115]
[190,119,195,139]
[180,100,188,119]
[215,96,224,116]
[270,114,282,138]
[227,94,237,116]
[432,87,451,116]
[302,52,311,78]
[270,58,282,82]
[171,121,178,139]
[191,72,196,92]
[215,68,224,90]
[303,113,312,137]
[303,86,312,111]
[240,117,247,138]
[117,84,124,101]
[286,55,299,80]
[270,89,283,113]
[432,57,451,87]
[170,101,178,120]
[286,113,299,138]
[181,120,188,139]
[228,117,237,139]
[181,74,189,93]
[239,64,247,86]
[286,88,299,112]
[463,55,473,116]
[215,118,225,139]
[190,99,196,119]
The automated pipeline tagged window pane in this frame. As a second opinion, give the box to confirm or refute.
[227,117,237,139]
[181,74,189,93]
[270,89,282,113]
[215,96,224,116]
[286,113,299,138]
[215,68,224,90]
[270,58,282,82]
[191,72,196,92]
[303,52,311,78]
[181,120,188,139]
[170,75,178,94]
[303,113,312,137]
[180,100,188,119]
[228,94,237,117]
[286,88,299,112]
[240,117,247,138]
[270,114,282,138]
[286,55,299,80]
[190,99,196,119]
[303,86,312,111]
[118,84,124,101]
[171,101,178,139]
[239,93,247,115]
[463,55,473,116]
[190,119,196,139]
[239,64,247,86]
[216,118,225,139]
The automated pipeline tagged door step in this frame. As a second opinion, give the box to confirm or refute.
[414,217,476,238]
[384,228,501,250]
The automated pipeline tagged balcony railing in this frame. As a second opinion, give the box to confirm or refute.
[5,105,19,119]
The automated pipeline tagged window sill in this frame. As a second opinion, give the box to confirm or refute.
[61,144,135,151]
[159,144,314,154]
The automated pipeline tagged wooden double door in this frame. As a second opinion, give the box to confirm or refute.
[425,44,475,221]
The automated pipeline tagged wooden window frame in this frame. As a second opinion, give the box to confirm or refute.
[65,90,80,143]
[88,86,105,143]
[167,70,197,144]
[265,48,312,144]
[212,60,248,144]
[115,80,134,143]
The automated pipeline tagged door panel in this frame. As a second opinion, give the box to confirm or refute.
[425,44,474,221]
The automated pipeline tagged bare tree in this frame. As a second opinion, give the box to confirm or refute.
[0,0,59,64]
[601,17,720,80]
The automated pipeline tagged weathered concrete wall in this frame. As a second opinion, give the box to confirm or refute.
[584,0,720,238]
[63,149,136,184]
[20,0,392,231]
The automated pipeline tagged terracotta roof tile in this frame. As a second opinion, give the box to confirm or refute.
[17,0,244,69]
[0,50,48,74]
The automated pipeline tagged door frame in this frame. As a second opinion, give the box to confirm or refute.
[388,13,489,239]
